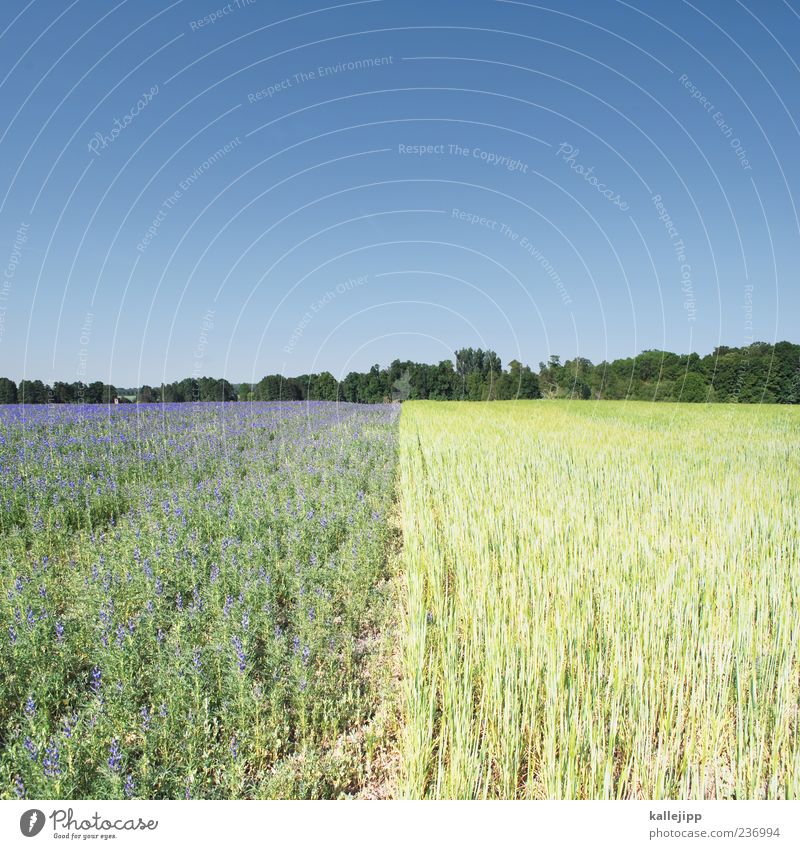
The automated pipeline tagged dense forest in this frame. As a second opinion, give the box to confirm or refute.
[1,341,799,405]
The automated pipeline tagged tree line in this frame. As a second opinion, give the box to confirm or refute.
[537,341,800,404]
[1,342,798,405]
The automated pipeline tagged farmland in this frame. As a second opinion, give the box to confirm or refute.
[0,402,399,799]
[1,399,799,800]
[397,401,800,799]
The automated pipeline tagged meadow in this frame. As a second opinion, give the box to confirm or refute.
[0,402,399,799]
[398,401,800,799]
[2,399,799,800]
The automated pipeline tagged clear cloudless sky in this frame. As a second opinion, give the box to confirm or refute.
[0,0,798,386]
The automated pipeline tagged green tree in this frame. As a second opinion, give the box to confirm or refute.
[466,372,484,401]
[673,371,709,403]
[160,382,182,402]
[52,381,75,403]
[310,372,338,401]
[18,379,49,404]
[283,378,304,401]
[197,378,236,402]
[255,375,284,401]
[0,377,18,404]
[392,369,412,401]
[432,360,456,400]
[517,365,541,399]
[85,381,105,403]
[178,378,199,402]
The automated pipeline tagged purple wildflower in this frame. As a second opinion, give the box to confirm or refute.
[231,635,246,672]
[62,714,77,738]
[108,738,122,772]
[24,736,37,761]
[43,739,61,777]
[24,694,36,717]
[91,665,102,694]
[55,620,64,642]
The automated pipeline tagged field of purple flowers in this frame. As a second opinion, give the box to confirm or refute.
[0,401,400,799]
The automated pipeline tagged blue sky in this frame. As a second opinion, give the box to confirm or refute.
[0,0,798,385]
